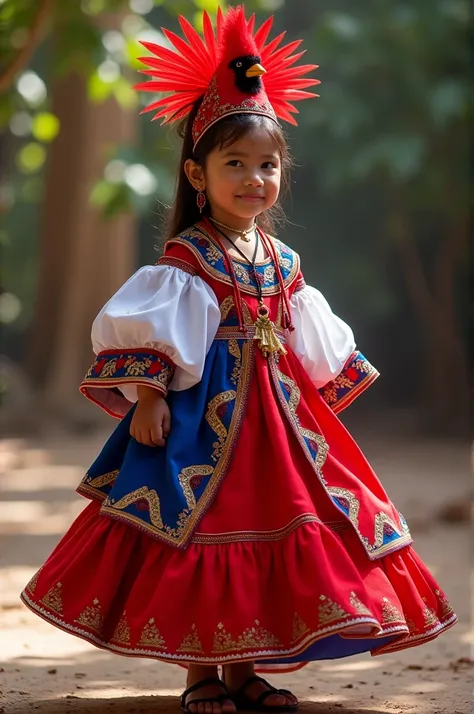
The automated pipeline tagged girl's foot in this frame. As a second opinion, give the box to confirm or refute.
[183,665,236,714]
[223,662,298,710]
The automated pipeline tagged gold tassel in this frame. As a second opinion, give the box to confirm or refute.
[254,305,287,357]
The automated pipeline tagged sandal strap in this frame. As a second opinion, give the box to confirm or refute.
[181,677,229,706]
[235,675,278,698]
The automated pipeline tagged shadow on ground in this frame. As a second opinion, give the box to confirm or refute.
[7,695,397,714]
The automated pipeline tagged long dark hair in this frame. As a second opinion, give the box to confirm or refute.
[164,100,292,241]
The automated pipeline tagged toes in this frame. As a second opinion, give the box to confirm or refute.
[187,705,197,714]
[222,702,236,714]
[205,702,213,714]
[265,693,289,707]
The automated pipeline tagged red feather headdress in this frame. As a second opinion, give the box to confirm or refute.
[135,5,320,149]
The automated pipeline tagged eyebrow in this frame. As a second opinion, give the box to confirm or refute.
[222,150,279,159]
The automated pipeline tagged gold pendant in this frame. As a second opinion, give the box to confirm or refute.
[253,304,287,358]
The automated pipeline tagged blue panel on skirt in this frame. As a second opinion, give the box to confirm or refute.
[258,633,399,664]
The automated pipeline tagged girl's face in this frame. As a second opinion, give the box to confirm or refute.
[187,125,282,227]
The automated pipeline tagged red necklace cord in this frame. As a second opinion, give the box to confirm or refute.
[258,228,295,332]
[202,217,247,333]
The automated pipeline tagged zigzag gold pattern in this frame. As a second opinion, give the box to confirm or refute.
[107,486,163,529]
[178,465,215,510]
[205,390,237,462]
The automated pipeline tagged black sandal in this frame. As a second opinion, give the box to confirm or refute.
[181,677,234,713]
[232,675,298,712]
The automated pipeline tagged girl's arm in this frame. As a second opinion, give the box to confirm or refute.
[80,253,221,419]
[287,275,379,413]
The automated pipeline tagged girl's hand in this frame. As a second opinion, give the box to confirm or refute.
[130,386,171,447]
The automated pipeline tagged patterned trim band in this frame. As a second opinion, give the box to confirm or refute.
[80,349,176,415]
[215,325,287,342]
[319,351,380,414]
[157,256,199,277]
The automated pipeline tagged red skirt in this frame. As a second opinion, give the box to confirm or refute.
[21,350,457,671]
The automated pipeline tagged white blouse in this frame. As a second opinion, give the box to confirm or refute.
[91,265,221,399]
[90,265,355,401]
[288,285,356,387]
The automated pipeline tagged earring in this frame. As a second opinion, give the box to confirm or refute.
[196,189,206,213]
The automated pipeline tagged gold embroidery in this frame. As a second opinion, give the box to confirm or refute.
[125,358,152,376]
[292,613,310,643]
[228,339,242,384]
[318,595,349,626]
[422,600,438,629]
[100,360,117,378]
[381,597,404,624]
[178,465,214,510]
[435,589,454,619]
[107,487,163,529]
[169,230,300,297]
[206,246,221,265]
[263,265,276,283]
[205,390,237,462]
[233,263,251,284]
[213,620,281,653]
[112,612,131,645]
[102,342,254,548]
[219,295,252,325]
[40,582,63,616]
[26,567,42,595]
[192,514,324,544]
[349,592,372,617]
[75,598,103,634]
[178,624,203,653]
[139,618,167,648]
[157,256,198,277]
[300,428,329,473]
[277,370,301,414]
[83,470,118,489]
[163,507,191,539]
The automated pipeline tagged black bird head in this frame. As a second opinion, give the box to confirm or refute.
[228,55,266,95]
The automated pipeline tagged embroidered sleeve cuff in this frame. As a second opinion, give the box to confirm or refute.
[319,351,379,414]
[80,348,175,419]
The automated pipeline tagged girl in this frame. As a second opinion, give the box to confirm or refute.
[21,7,456,714]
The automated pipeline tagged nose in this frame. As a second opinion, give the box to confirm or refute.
[244,169,264,187]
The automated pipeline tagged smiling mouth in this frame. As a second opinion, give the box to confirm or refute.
[237,195,265,200]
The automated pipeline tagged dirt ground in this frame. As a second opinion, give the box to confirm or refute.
[0,425,472,714]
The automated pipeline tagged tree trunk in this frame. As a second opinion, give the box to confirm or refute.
[393,215,469,434]
[28,15,136,425]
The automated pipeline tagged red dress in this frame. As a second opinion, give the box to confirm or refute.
[21,226,456,672]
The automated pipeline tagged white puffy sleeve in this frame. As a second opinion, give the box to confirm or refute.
[288,282,380,413]
[80,264,221,418]
[288,284,356,388]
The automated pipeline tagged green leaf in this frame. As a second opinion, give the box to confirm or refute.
[113,76,138,108]
[16,143,46,174]
[31,112,60,143]
[90,179,118,207]
[87,71,114,102]
[194,0,223,13]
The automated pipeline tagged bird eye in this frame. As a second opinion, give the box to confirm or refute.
[236,61,243,68]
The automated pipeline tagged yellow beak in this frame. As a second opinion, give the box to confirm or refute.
[246,63,266,78]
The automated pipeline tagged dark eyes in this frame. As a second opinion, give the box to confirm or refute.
[236,61,243,68]
[226,160,277,169]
